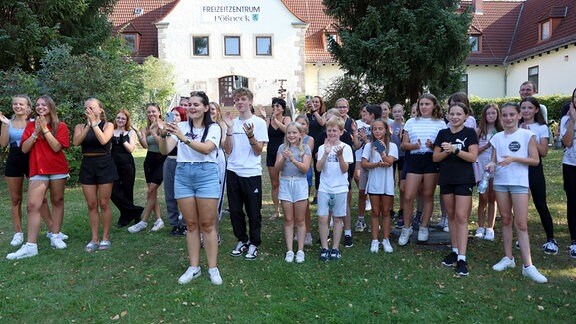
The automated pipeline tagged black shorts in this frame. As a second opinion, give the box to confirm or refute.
[440,183,474,196]
[143,151,166,185]
[79,155,119,185]
[4,147,29,177]
[393,156,405,179]
[405,153,439,175]
[348,161,356,189]
[266,151,277,167]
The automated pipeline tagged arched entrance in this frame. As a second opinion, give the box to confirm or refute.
[218,75,248,106]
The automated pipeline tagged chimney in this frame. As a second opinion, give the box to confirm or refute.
[473,0,483,15]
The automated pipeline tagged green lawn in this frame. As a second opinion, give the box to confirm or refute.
[0,149,574,322]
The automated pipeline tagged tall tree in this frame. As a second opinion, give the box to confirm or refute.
[0,0,117,71]
[323,0,472,103]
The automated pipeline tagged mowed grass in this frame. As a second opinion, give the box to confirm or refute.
[0,148,574,322]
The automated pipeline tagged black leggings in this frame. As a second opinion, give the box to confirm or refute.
[528,161,554,240]
[563,164,576,242]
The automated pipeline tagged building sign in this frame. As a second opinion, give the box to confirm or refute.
[201,1,263,23]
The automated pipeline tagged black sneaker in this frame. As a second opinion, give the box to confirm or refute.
[178,225,187,236]
[170,226,180,236]
[230,241,249,257]
[330,248,341,260]
[319,248,330,262]
[456,260,469,276]
[442,252,458,267]
[344,235,353,248]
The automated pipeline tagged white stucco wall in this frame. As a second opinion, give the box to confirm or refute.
[304,63,344,98]
[465,65,506,99]
[505,45,576,97]
[156,0,306,106]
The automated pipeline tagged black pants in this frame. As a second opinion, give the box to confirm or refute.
[111,152,144,225]
[563,164,576,242]
[528,161,554,240]
[226,170,262,246]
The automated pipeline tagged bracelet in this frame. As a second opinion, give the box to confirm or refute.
[91,122,98,128]
[226,133,233,136]
[32,133,38,139]
[43,130,50,135]
[454,148,460,155]
[248,135,254,139]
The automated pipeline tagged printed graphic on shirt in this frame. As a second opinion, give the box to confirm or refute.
[509,141,521,152]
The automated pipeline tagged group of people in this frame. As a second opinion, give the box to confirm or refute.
[2,82,575,286]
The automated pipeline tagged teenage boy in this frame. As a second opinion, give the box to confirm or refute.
[223,88,268,260]
[316,116,354,261]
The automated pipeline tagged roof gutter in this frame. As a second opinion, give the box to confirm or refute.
[503,2,525,97]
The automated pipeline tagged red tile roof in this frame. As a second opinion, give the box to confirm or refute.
[280,0,338,63]
[507,0,576,62]
[462,1,523,65]
[109,0,179,63]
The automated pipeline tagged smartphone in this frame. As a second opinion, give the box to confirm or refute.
[373,140,386,154]
[165,112,175,123]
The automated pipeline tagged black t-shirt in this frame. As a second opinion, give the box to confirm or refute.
[434,127,478,185]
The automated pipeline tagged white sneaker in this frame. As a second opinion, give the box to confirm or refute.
[398,227,413,246]
[128,221,148,233]
[178,266,201,284]
[304,233,313,246]
[569,244,576,258]
[370,240,379,253]
[46,232,68,240]
[475,227,485,238]
[10,232,24,247]
[365,199,372,211]
[492,256,516,272]
[151,219,165,232]
[295,250,305,263]
[7,243,38,260]
[285,251,295,263]
[418,227,429,242]
[522,265,548,283]
[443,224,449,233]
[483,228,495,241]
[50,235,67,249]
[382,239,393,253]
[208,267,223,285]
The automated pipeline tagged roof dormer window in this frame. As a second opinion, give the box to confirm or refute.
[540,20,551,41]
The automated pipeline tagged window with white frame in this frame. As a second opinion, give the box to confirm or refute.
[224,36,241,56]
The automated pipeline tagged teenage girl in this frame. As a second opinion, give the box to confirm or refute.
[433,102,478,276]
[1,95,59,247]
[361,119,397,253]
[7,95,70,260]
[560,88,576,258]
[307,96,326,204]
[275,122,312,263]
[160,91,223,285]
[475,104,503,241]
[210,102,228,242]
[129,103,166,233]
[520,96,557,254]
[398,94,446,246]
[488,102,547,283]
[73,98,118,252]
[295,114,314,245]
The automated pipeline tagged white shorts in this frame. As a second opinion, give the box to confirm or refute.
[317,191,347,217]
[279,176,309,203]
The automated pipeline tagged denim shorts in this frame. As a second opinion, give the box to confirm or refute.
[30,173,69,181]
[317,191,347,217]
[493,184,529,194]
[174,162,220,199]
[279,176,308,203]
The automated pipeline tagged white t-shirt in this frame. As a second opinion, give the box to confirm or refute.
[404,117,447,154]
[524,123,549,143]
[172,122,221,163]
[362,142,398,195]
[318,142,353,194]
[227,115,269,177]
[355,119,370,161]
[490,128,534,187]
[560,115,576,166]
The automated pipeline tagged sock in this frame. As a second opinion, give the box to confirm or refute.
[452,247,459,254]
[457,254,466,262]
[358,215,364,220]
[372,239,379,244]
[344,229,352,236]
[26,242,38,247]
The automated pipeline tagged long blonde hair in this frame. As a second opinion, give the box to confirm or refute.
[37,95,60,136]
[283,122,306,158]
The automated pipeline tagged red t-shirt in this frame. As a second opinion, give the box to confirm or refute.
[22,121,70,177]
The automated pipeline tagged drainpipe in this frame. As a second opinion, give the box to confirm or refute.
[317,61,322,95]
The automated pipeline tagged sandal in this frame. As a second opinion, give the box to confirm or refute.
[85,241,99,252]
[99,240,111,250]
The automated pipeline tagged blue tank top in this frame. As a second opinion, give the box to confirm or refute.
[8,121,25,147]
[146,134,160,153]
